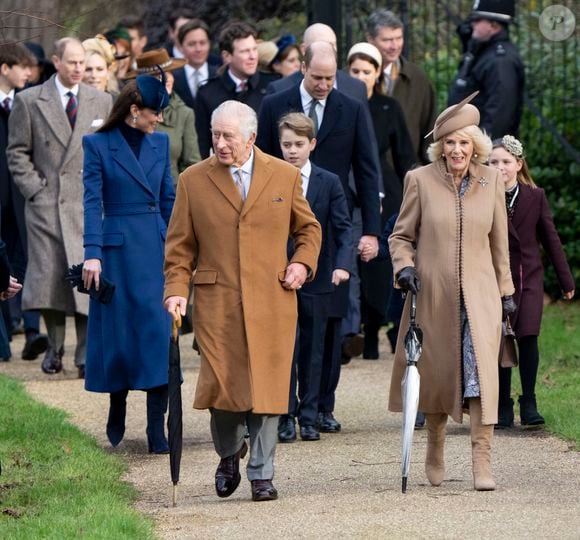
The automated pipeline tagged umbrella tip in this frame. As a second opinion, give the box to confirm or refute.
[402,477,407,493]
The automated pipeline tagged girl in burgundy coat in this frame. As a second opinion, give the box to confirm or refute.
[489,135,575,428]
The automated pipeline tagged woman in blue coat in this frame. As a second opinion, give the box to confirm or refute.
[81,73,175,452]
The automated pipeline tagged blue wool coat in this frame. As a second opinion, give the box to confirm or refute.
[82,128,175,393]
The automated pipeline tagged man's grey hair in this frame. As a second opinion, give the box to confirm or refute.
[366,9,404,38]
[211,100,258,140]
[53,37,83,59]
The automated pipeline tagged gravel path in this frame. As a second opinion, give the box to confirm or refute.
[4,329,579,539]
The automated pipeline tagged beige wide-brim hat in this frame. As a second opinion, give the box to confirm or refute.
[124,48,186,79]
[426,91,480,141]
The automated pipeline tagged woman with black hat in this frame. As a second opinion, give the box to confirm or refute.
[81,72,175,453]
[388,94,516,491]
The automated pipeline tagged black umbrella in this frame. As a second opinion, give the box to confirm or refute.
[168,312,182,506]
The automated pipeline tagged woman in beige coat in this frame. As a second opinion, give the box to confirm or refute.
[388,96,515,491]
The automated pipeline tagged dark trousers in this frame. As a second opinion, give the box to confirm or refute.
[318,316,343,413]
[288,292,329,426]
[42,309,87,367]
[499,335,540,401]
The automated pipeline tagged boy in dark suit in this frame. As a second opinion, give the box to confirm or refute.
[277,113,353,442]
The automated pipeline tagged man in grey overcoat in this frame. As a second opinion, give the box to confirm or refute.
[7,37,112,377]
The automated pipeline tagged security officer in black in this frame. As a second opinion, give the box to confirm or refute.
[448,0,524,138]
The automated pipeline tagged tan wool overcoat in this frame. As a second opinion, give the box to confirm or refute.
[388,160,514,425]
[164,147,321,414]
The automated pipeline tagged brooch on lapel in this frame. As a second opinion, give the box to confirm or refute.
[478,177,488,187]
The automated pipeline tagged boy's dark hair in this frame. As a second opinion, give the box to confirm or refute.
[119,15,146,37]
[218,21,257,54]
[0,43,37,68]
[168,8,196,30]
[178,19,211,45]
[278,112,315,141]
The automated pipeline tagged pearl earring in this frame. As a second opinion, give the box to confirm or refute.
[132,115,138,125]
[474,153,478,158]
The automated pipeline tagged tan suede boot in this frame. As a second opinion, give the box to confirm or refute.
[425,413,447,486]
[469,398,496,491]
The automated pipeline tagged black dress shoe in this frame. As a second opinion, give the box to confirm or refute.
[318,412,341,433]
[77,366,85,379]
[300,424,320,441]
[21,333,49,360]
[342,333,364,358]
[414,411,426,429]
[251,479,278,501]
[41,347,63,374]
[215,441,248,498]
[278,415,296,443]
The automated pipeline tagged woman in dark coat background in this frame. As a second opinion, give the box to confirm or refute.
[81,73,175,453]
[489,135,575,428]
[347,42,415,358]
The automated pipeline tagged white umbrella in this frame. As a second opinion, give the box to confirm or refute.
[401,292,423,493]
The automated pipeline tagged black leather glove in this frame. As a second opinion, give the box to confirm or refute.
[396,266,421,294]
[502,295,517,320]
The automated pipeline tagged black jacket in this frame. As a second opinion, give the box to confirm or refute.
[257,86,381,237]
[448,27,524,138]
[195,70,278,158]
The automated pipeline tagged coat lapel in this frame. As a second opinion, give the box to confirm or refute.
[241,147,273,217]
[510,183,532,230]
[306,165,323,206]
[207,157,243,213]
[36,76,71,149]
[315,90,341,146]
[109,128,154,196]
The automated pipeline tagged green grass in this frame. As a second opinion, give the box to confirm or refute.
[0,376,156,539]
[511,302,580,449]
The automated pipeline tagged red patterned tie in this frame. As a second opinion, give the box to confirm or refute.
[66,91,77,128]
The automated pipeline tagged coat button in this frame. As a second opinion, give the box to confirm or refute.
[59,198,65,204]
[149,204,155,211]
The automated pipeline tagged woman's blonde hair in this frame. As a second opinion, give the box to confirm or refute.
[492,136,537,188]
[427,124,492,164]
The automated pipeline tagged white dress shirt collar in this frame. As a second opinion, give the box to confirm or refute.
[299,80,326,129]
[228,69,248,92]
[55,76,79,110]
[0,88,15,105]
[184,63,209,96]
[300,159,312,197]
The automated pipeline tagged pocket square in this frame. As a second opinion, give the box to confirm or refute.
[272,197,284,202]
[91,118,104,128]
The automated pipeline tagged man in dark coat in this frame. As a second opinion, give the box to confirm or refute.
[195,21,273,158]
[366,9,437,165]
[267,23,367,104]
[257,42,381,432]
[448,0,524,138]
[172,18,218,109]
[0,42,48,360]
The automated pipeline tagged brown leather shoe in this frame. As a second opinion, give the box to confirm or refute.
[251,479,278,501]
[215,441,248,498]
[41,347,63,374]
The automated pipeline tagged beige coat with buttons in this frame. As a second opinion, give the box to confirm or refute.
[164,147,321,414]
[388,160,514,425]
[7,75,112,315]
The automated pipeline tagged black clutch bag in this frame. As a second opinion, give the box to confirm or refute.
[64,264,115,304]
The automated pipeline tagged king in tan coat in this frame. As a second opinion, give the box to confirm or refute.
[164,100,321,502]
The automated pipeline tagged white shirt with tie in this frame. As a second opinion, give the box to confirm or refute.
[54,75,79,110]
[229,149,254,200]
[184,62,209,98]
[0,88,15,112]
[299,81,326,129]
[299,160,311,198]
[228,69,249,93]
